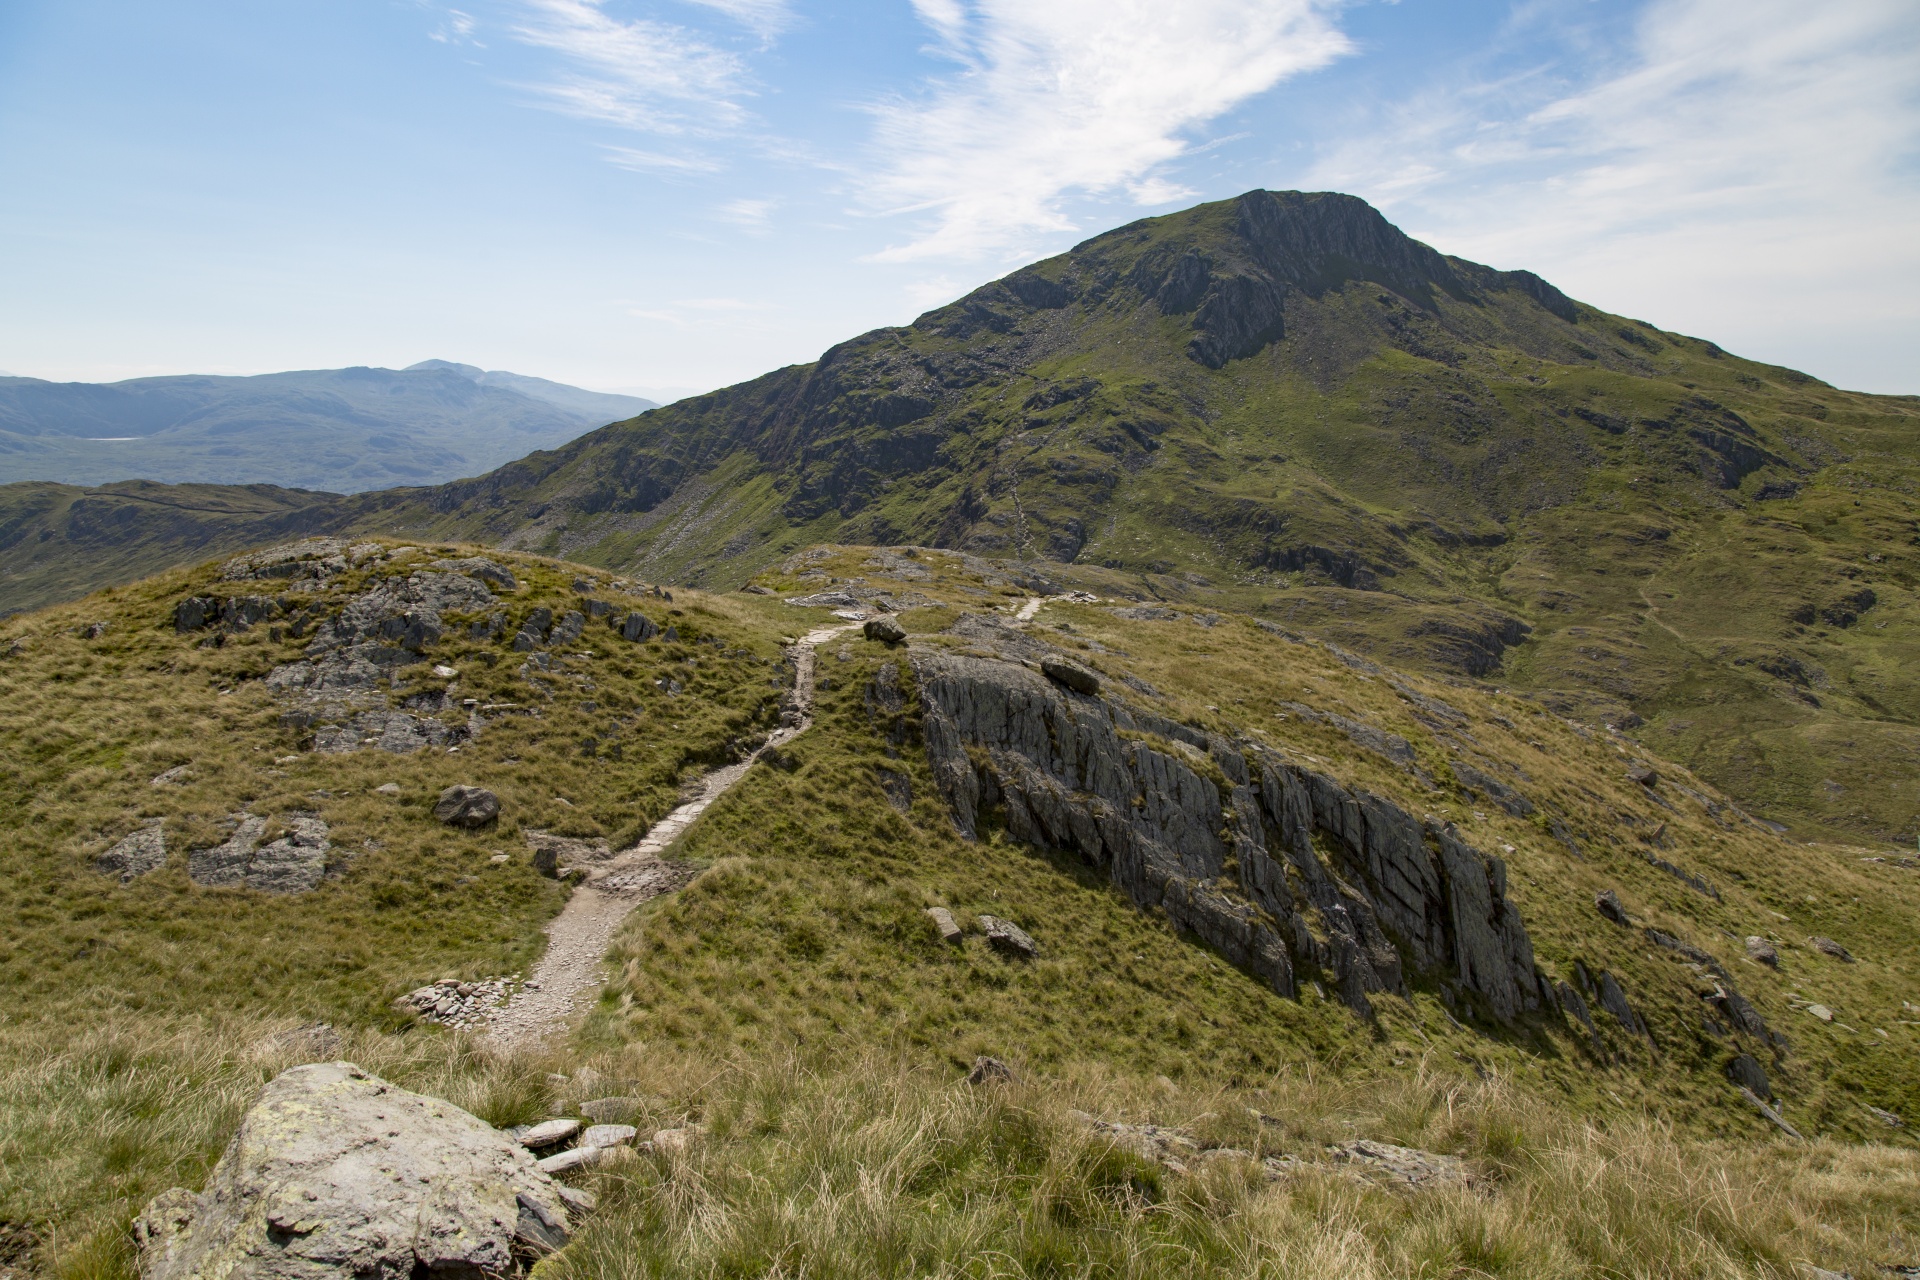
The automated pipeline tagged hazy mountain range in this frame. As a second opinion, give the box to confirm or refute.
[0,360,654,493]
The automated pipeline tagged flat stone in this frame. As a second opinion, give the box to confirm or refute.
[1806,1003,1834,1022]
[519,1118,581,1149]
[579,1124,638,1148]
[535,1146,601,1174]
[926,906,964,944]
[375,783,402,796]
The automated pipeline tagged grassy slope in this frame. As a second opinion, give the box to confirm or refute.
[331,197,1920,847]
[3,543,1919,1277]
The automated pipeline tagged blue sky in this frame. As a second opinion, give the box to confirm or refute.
[1,0,1915,399]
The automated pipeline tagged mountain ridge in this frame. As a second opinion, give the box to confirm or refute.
[0,363,655,494]
[6,188,1919,848]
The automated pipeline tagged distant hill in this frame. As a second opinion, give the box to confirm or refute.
[0,363,655,493]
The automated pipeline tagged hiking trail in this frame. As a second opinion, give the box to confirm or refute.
[483,619,859,1047]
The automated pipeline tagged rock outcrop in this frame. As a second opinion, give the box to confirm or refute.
[189,814,333,893]
[135,1062,572,1280]
[910,649,1545,1021]
[96,819,166,881]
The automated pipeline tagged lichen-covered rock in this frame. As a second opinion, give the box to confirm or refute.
[435,785,500,828]
[190,815,332,893]
[910,650,1543,1021]
[133,1062,570,1280]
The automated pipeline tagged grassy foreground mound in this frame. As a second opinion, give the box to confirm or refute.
[1,541,1917,1277]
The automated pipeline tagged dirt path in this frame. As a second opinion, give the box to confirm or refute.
[483,619,860,1048]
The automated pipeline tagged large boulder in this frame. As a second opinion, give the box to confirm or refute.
[134,1062,572,1280]
[435,786,501,828]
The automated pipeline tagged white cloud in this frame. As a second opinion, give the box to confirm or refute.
[427,8,479,44]
[863,0,1351,262]
[1310,0,1920,391]
[682,0,794,40]
[603,145,725,173]
[509,0,753,134]
[716,197,777,231]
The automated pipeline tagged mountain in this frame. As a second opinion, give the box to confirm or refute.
[0,363,655,493]
[402,359,654,421]
[6,189,1920,848]
[2,537,1913,1276]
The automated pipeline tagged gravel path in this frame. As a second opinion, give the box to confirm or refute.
[482,620,860,1048]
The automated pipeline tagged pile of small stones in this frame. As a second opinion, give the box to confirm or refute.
[392,976,524,1028]
[505,1104,700,1175]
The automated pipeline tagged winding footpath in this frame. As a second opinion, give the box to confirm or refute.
[483,620,859,1048]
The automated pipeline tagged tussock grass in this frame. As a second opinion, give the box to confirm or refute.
[539,1048,1916,1280]
[12,1014,1906,1280]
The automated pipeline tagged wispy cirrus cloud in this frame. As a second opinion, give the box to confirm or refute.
[509,0,753,133]
[1310,0,1920,389]
[862,0,1351,263]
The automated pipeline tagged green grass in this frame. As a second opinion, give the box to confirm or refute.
[5,540,1920,1278]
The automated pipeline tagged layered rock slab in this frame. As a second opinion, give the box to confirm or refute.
[135,1061,572,1280]
[910,650,1543,1021]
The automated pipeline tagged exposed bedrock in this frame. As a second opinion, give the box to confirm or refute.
[910,651,1543,1022]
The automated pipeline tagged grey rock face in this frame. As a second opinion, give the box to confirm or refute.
[911,651,1542,1021]
[548,611,586,647]
[245,816,333,894]
[191,814,332,893]
[188,815,270,886]
[134,1061,570,1280]
[97,820,166,881]
[1450,758,1535,817]
[258,569,496,754]
[1594,889,1630,927]
[431,557,518,591]
[619,612,658,643]
[785,592,860,609]
[1727,1053,1772,1100]
[435,785,501,828]
[311,709,467,755]
[864,616,907,644]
